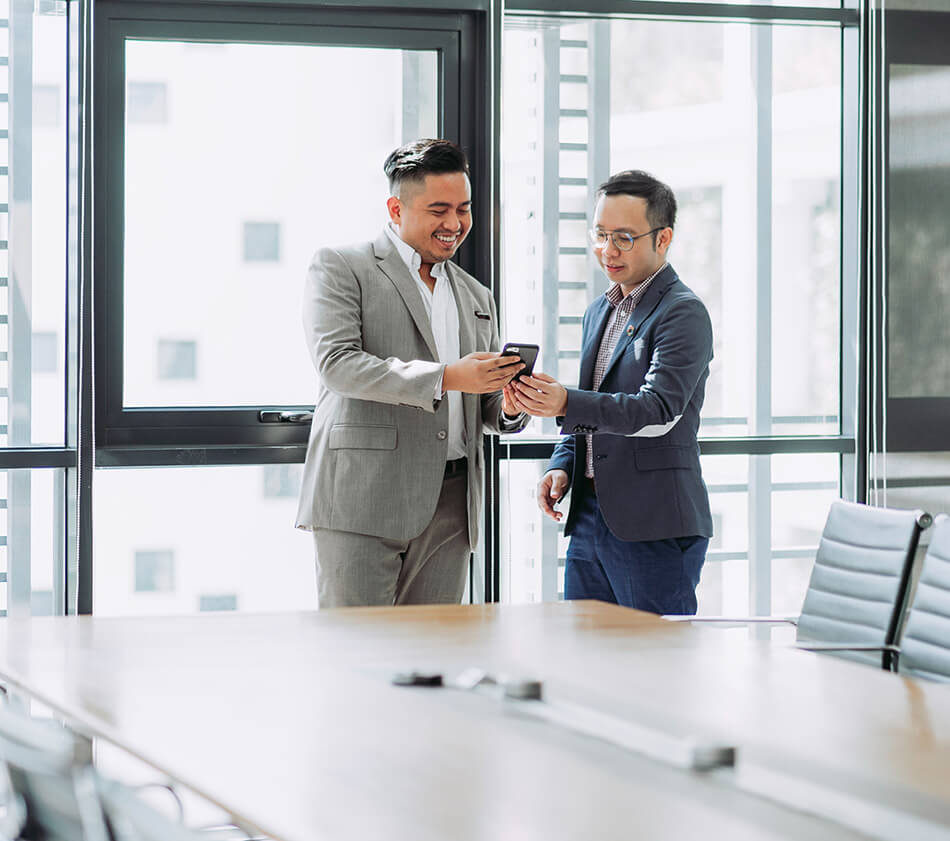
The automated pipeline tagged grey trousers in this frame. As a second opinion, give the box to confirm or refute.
[312,471,470,608]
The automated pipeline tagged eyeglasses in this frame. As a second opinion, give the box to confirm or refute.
[588,227,663,252]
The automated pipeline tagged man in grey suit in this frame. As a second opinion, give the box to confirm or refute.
[295,139,527,608]
[508,170,713,615]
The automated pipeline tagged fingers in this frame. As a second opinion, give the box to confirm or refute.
[509,380,552,413]
[517,373,556,390]
[496,356,523,373]
[537,477,560,520]
[504,384,531,412]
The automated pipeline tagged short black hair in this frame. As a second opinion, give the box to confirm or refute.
[598,170,677,246]
[384,139,470,196]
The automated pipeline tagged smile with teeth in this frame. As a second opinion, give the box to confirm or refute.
[434,232,460,245]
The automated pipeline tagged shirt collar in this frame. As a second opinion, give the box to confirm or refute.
[604,261,668,308]
[385,224,447,280]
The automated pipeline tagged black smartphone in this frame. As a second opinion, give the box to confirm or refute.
[501,342,540,380]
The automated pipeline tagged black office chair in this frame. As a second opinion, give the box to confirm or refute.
[668,500,932,669]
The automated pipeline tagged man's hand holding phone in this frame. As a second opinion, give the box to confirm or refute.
[507,372,569,418]
[443,352,522,395]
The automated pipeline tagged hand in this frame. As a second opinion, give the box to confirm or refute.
[501,383,521,417]
[509,372,568,417]
[538,469,569,521]
[444,352,523,395]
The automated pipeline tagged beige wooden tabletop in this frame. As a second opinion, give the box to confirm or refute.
[0,601,948,841]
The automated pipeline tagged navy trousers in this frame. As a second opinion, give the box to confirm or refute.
[564,484,707,615]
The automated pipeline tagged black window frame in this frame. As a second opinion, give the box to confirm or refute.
[93,0,488,453]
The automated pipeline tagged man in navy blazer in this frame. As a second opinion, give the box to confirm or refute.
[508,170,713,615]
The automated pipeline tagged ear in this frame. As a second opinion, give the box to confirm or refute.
[656,227,673,255]
[386,196,401,225]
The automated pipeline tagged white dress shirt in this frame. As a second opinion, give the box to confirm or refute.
[385,224,467,461]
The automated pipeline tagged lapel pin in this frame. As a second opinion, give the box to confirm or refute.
[626,325,634,337]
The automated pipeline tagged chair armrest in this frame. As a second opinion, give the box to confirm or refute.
[662,615,798,625]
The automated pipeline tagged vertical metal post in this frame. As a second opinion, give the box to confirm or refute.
[482,0,504,602]
[541,27,560,427]
[8,0,34,617]
[64,0,81,614]
[75,0,95,615]
[748,25,773,619]
[841,23,862,503]
[537,27,561,600]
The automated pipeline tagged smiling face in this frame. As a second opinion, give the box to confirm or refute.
[592,193,672,295]
[386,172,472,265]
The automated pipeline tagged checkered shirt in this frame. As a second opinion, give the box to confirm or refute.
[585,264,667,478]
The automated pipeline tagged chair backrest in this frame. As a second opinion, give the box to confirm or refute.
[898,514,950,682]
[795,500,930,667]
[0,703,112,841]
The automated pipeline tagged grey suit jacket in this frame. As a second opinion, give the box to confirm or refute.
[295,230,523,546]
[548,264,714,542]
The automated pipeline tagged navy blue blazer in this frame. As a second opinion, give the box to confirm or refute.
[548,264,714,542]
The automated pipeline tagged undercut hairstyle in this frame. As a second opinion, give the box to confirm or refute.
[598,170,677,246]
[384,139,470,197]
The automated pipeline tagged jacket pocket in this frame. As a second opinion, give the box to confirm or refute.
[328,424,397,450]
[634,445,696,471]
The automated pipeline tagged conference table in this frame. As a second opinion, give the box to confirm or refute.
[0,601,948,841]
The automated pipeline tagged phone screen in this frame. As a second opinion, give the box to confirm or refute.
[501,343,540,379]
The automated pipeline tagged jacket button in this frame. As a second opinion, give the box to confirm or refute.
[437,430,447,440]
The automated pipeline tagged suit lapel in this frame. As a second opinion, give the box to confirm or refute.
[580,296,612,389]
[373,231,439,361]
[599,266,677,386]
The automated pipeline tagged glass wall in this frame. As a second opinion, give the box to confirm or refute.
[3,0,70,449]
[0,0,76,617]
[3,0,903,618]
[503,17,841,440]
[500,13,848,616]
[88,3,465,613]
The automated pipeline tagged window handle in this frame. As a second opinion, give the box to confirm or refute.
[258,410,313,424]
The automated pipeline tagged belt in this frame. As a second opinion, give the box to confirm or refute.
[444,457,468,478]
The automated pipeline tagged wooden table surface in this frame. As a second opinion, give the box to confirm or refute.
[1,601,948,841]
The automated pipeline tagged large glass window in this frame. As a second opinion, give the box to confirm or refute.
[94,466,314,616]
[500,13,848,615]
[502,17,841,440]
[0,0,76,618]
[0,468,67,617]
[121,40,438,410]
[3,0,69,448]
